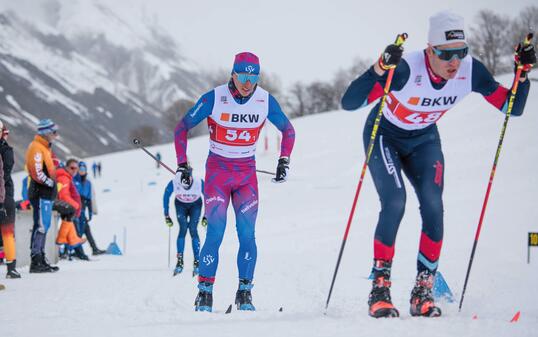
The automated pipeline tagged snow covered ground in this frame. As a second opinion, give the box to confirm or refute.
[2,75,537,336]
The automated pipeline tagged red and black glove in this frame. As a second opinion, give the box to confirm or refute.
[378,44,404,71]
[514,42,536,79]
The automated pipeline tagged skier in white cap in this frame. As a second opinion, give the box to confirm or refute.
[342,11,535,318]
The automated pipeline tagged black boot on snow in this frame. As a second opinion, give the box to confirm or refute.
[6,260,21,279]
[92,248,106,256]
[194,281,213,312]
[368,259,399,318]
[73,247,89,261]
[235,279,255,311]
[409,270,442,317]
[29,254,58,273]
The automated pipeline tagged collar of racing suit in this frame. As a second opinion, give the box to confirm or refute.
[228,77,257,104]
[423,50,447,86]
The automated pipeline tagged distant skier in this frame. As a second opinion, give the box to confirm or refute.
[341,11,535,318]
[92,162,97,178]
[174,52,295,312]
[162,169,205,276]
[156,152,162,169]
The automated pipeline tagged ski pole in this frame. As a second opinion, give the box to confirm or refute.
[458,33,533,312]
[132,138,175,174]
[256,169,276,176]
[325,33,408,311]
[134,138,275,176]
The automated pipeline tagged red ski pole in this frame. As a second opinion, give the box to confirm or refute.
[325,33,408,311]
[458,33,534,312]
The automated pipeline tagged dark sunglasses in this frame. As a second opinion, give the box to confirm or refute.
[432,46,468,61]
[68,166,78,170]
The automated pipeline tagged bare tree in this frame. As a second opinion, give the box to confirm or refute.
[333,57,371,103]
[162,98,209,138]
[305,81,339,114]
[130,125,159,145]
[288,82,308,117]
[469,10,512,75]
[510,6,538,47]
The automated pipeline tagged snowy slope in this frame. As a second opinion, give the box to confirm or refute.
[0,1,208,168]
[2,75,537,337]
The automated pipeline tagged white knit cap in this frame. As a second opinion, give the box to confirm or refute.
[428,11,466,46]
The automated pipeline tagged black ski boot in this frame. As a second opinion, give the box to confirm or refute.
[368,259,399,318]
[173,254,184,276]
[235,279,255,311]
[92,248,106,256]
[86,226,105,255]
[29,254,57,273]
[410,270,442,317]
[42,254,60,272]
[6,260,21,279]
[194,281,213,312]
[73,247,89,261]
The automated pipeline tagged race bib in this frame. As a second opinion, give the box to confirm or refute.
[208,118,264,146]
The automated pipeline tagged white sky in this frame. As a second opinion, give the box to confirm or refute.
[1,0,536,87]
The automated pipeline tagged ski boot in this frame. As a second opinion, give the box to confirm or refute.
[192,259,199,277]
[92,248,107,256]
[173,254,184,276]
[42,254,60,272]
[235,279,255,311]
[194,281,213,312]
[73,247,90,261]
[368,259,399,318]
[6,260,21,279]
[29,254,57,273]
[409,270,442,317]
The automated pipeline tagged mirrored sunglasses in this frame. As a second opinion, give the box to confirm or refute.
[235,72,259,84]
[432,46,468,61]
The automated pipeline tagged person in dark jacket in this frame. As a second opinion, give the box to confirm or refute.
[0,121,21,278]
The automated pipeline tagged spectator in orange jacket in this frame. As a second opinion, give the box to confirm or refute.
[26,119,59,273]
[54,159,88,261]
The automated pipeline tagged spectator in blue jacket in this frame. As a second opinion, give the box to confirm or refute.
[74,161,105,255]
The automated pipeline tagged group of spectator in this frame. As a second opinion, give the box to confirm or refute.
[0,118,105,285]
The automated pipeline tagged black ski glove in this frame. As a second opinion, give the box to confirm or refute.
[378,44,404,71]
[272,157,289,183]
[514,42,536,78]
[176,162,192,186]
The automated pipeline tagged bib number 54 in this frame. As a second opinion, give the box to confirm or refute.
[225,129,252,142]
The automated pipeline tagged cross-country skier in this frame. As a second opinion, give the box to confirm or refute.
[163,169,205,276]
[341,11,535,318]
[174,52,295,312]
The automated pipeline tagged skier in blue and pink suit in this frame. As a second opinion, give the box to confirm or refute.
[174,52,295,312]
